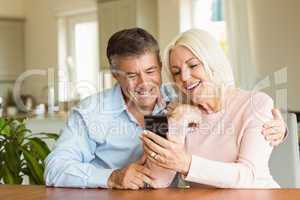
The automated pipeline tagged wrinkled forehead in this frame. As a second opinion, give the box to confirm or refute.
[112,52,160,72]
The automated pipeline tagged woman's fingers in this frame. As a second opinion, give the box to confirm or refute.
[142,139,168,159]
[264,132,284,142]
[262,108,286,138]
[143,144,168,164]
[272,108,283,120]
[263,120,283,129]
[143,142,155,155]
[262,125,285,140]
[147,154,170,169]
[165,101,180,116]
[262,126,281,136]
[270,139,283,147]
[142,131,174,149]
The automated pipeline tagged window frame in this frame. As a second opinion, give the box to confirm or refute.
[57,11,100,102]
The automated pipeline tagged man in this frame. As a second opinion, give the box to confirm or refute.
[44,28,286,189]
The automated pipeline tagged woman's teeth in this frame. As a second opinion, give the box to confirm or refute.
[187,81,201,90]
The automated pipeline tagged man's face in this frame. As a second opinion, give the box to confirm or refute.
[113,52,162,110]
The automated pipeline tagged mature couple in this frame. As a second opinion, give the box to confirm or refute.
[45,28,286,189]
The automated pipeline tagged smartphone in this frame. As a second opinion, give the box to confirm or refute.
[144,115,168,138]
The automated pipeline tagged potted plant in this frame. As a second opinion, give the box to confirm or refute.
[0,117,58,184]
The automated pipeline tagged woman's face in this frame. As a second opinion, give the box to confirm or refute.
[169,45,218,111]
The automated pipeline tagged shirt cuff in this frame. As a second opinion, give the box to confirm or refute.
[182,155,197,182]
[182,155,209,183]
[87,168,115,188]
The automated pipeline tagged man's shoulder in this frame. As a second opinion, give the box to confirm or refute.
[75,85,124,117]
[64,85,127,143]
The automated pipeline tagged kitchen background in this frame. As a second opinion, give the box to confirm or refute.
[0,0,299,138]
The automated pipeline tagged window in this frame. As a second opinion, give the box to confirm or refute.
[191,0,228,53]
[58,12,99,102]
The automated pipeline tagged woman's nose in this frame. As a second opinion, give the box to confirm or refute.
[180,67,191,82]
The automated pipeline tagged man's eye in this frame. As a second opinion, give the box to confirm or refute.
[127,75,137,79]
[146,70,155,74]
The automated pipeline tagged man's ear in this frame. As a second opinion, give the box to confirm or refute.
[111,67,119,80]
[112,72,117,79]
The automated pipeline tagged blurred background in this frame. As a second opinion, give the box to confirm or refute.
[0,0,299,187]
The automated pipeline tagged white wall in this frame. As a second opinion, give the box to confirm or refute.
[51,0,97,15]
[136,0,158,39]
[22,0,58,103]
[157,0,192,54]
[157,0,181,52]
[22,0,97,103]
[248,0,300,111]
[0,0,24,17]
[22,0,184,102]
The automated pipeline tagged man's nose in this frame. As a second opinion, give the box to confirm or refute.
[137,72,148,85]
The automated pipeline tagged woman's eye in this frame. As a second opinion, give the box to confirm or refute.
[189,64,198,69]
[172,70,180,76]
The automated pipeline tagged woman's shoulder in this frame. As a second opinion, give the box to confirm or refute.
[232,89,274,121]
[233,89,273,107]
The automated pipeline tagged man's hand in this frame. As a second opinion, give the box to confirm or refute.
[107,155,155,190]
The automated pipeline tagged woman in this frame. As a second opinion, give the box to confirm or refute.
[141,29,284,188]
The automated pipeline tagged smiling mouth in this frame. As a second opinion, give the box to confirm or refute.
[135,87,155,96]
[186,81,201,91]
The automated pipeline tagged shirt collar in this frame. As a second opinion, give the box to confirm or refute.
[110,84,127,115]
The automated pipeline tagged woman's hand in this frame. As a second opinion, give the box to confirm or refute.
[140,131,192,176]
[262,108,287,146]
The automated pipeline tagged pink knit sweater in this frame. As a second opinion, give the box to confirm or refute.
[147,89,279,188]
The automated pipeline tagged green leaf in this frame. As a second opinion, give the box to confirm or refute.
[0,161,4,182]
[32,133,59,140]
[0,118,6,129]
[22,167,37,184]
[2,165,22,184]
[4,142,22,175]
[28,138,50,161]
[0,120,11,137]
[0,118,56,185]
[0,140,4,151]
[3,165,14,184]
[21,148,44,184]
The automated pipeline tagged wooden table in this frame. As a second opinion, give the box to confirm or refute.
[1,185,300,200]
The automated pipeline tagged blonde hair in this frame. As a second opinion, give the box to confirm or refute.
[162,29,235,87]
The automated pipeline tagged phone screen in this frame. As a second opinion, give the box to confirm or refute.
[144,115,168,138]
